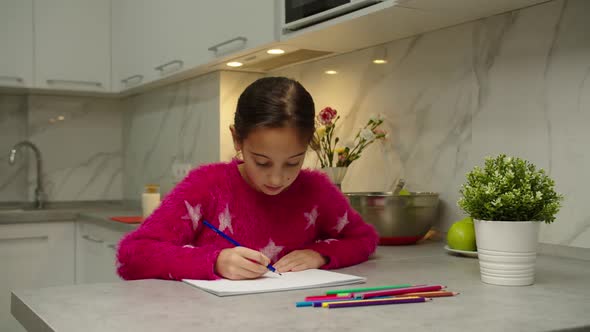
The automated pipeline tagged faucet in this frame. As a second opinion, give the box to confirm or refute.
[8,140,46,209]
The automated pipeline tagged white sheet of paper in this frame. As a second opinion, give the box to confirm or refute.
[182,269,366,297]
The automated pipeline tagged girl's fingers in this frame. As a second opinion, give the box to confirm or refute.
[275,256,302,273]
[238,256,269,275]
[289,262,309,272]
[236,265,265,279]
[274,255,294,272]
[226,266,261,280]
[230,248,269,275]
[235,247,271,267]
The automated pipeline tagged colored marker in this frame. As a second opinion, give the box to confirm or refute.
[295,297,358,308]
[304,294,353,301]
[325,284,413,295]
[322,296,430,309]
[360,285,445,299]
[403,291,459,298]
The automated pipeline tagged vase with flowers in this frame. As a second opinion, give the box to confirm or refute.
[312,106,387,189]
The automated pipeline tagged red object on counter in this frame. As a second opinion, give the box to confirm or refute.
[110,216,143,223]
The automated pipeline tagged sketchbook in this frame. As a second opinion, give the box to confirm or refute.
[182,269,366,297]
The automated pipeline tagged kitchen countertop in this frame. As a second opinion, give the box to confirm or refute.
[11,242,590,332]
[0,201,141,231]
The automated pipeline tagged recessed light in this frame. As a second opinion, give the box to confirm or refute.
[325,70,338,75]
[226,61,243,67]
[57,115,65,121]
[267,48,285,55]
[372,47,388,65]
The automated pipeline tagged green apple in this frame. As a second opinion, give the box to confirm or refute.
[398,188,411,196]
[459,216,473,224]
[447,219,477,251]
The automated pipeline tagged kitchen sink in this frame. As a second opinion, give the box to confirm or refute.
[0,204,48,213]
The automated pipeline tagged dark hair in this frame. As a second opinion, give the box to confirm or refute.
[234,77,315,145]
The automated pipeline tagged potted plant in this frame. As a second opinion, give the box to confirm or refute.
[312,106,387,189]
[458,154,564,286]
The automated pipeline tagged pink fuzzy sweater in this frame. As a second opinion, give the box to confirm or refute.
[117,160,379,281]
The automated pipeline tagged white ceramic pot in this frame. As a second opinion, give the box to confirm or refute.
[474,220,541,286]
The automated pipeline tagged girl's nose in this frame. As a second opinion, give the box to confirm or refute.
[269,171,284,186]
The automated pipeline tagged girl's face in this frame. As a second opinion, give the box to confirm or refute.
[233,126,308,196]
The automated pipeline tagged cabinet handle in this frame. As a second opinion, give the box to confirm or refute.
[208,36,248,54]
[0,76,24,83]
[107,244,117,250]
[47,79,103,87]
[0,235,48,242]
[82,234,104,243]
[154,60,183,73]
[121,74,143,86]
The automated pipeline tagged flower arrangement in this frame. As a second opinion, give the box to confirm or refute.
[312,106,387,168]
[458,154,564,223]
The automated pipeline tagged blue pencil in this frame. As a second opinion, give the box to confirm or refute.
[201,219,281,275]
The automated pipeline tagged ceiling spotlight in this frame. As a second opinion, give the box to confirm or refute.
[324,70,338,75]
[226,61,243,67]
[373,59,387,64]
[267,48,285,55]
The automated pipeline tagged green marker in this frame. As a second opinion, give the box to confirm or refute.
[326,284,413,295]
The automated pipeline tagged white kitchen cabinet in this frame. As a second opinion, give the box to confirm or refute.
[34,0,111,92]
[75,219,129,284]
[111,0,157,91]
[0,221,75,332]
[195,0,276,62]
[112,0,275,92]
[0,0,33,88]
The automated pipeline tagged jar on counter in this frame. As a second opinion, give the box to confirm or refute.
[142,184,161,219]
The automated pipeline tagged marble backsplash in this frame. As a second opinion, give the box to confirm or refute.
[0,95,28,201]
[0,94,123,202]
[121,71,263,198]
[122,72,222,198]
[271,0,590,248]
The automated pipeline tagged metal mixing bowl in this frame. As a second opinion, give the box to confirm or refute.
[345,192,440,245]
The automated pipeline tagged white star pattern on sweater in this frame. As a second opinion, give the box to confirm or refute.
[183,244,195,249]
[182,200,202,231]
[218,204,233,234]
[317,238,338,244]
[260,239,284,262]
[304,206,319,230]
[334,212,349,233]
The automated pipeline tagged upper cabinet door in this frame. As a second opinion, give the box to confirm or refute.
[112,0,276,92]
[111,0,159,91]
[34,0,111,92]
[0,0,33,88]
[200,0,276,61]
[154,0,276,82]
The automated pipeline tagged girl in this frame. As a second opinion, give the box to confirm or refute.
[117,77,379,281]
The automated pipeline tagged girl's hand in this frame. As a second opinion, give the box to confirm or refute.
[215,247,271,280]
[273,249,327,273]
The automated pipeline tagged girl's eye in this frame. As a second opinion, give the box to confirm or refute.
[256,162,270,167]
[286,162,300,167]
